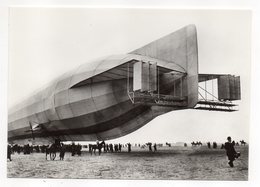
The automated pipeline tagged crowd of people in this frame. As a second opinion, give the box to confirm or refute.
[7,137,245,167]
[7,140,163,161]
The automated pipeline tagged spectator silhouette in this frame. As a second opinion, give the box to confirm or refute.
[207,142,211,149]
[127,143,131,152]
[118,143,122,152]
[59,143,66,160]
[224,136,240,167]
[153,143,157,152]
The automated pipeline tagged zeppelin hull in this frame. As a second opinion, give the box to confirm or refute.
[8,25,199,144]
[8,78,175,143]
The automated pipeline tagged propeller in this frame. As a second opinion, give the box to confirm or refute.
[24,121,41,140]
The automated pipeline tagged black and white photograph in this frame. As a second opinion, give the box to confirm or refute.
[3,5,255,183]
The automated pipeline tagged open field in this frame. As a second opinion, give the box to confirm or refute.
[7,145,248,180]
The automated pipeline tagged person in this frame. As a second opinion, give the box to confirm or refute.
[114,144,118,152]
[59,143,65,160]
[118,143,122,152]
[109,143,114,152]
[71,142,76,156]
[147,143,152,151]
[106,144,109,152]
[213,142,217,149]
[7,144,12,161]
[224,136,240,167]
[207,142,211,149]
[153,143,157,152]
[77,143,82,156]
[127,143,131,152]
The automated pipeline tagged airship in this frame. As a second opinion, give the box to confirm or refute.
[8,25,241,144]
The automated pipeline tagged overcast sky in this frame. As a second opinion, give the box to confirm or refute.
[8,8,251,144]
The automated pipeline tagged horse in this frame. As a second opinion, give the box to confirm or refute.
[46,143,60,160]
[89,141,105,155]
[166,142,171,147]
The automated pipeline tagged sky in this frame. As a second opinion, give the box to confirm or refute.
[8,8,251,144]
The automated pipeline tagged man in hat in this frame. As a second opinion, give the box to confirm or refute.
[224,136,240,167]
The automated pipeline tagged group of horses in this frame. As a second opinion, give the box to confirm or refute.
[45,141,106,160]
[191,141,203,146]
[88,141,105,155]
[45,143,61,160]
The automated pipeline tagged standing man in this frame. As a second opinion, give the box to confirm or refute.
[118,143,122,152]
[153,143,157,152]
[59,143,66,160]
[224,136,240,167]
[147,143,152,152]
[127,143,131,152]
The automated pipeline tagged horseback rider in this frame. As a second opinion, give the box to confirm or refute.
[46,139,62,160]
[89,140,105,155]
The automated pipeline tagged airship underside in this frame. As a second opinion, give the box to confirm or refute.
[8,25,241,144]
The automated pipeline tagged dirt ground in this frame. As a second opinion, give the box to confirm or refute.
[7,145,248,180]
